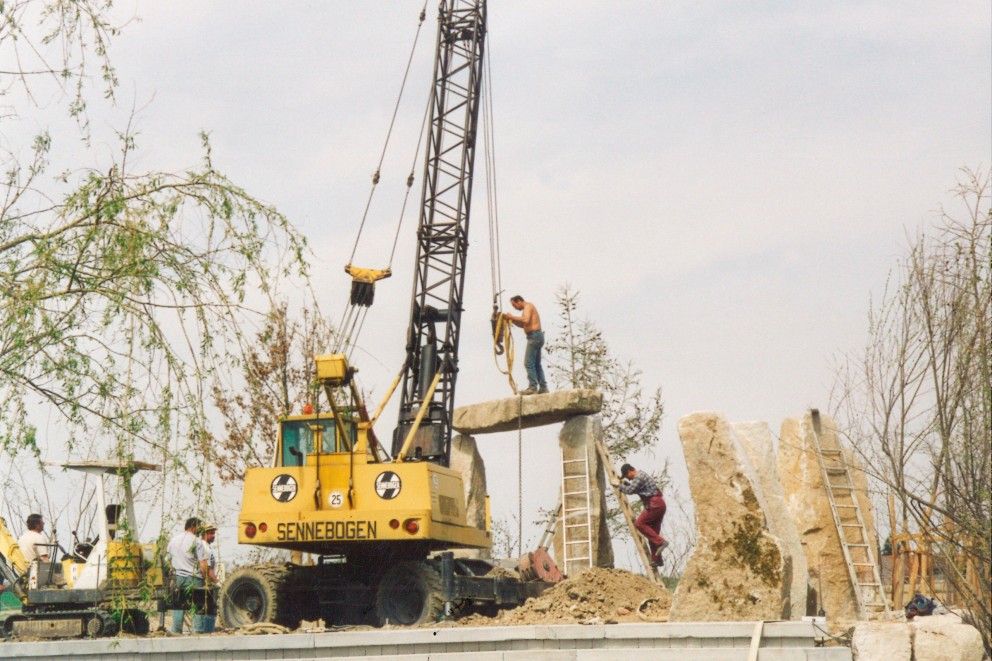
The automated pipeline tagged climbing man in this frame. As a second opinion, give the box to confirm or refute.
[503,295,548,395]
[611,463,669,567]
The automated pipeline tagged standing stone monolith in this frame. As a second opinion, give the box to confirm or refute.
[734,420,809,619]
[450,433,489,558]
[778,410,879,631]
[671,412,791,621]
[552,414,614,573]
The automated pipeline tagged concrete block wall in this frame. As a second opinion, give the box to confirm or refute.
[2,621,851,660]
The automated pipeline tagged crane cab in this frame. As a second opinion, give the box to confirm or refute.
[277,415,361,467]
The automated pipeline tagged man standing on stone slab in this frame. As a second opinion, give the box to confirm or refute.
[611,463,669,566]
[503,295,549,395]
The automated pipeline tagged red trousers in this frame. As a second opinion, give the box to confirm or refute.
[635,494,667,558]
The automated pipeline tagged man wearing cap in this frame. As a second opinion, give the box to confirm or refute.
[193,523,219,634]
[611,464,669,567]
[166,517,209,634]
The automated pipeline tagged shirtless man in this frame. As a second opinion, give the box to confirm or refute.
[504,295,548,395]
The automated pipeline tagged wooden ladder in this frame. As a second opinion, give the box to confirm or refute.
[560,449,594,576]
[809,409,890,619]
[540,433,662,584]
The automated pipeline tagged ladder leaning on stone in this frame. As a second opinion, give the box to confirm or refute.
[809,409,890,619]
[592,437,664,586]
[560,448,594,576]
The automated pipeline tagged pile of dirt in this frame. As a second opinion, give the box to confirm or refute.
[453,567,671,626]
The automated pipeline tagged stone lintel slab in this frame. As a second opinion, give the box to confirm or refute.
[452,389,603,435]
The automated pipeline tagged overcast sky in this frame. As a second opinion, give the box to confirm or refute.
[8,1,990,567]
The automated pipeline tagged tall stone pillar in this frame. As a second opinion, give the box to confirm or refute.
[671,412,791,622]
[778,411,878,630]
[734,421,809,619]
[450,433,489,558]
[552,415,614,573]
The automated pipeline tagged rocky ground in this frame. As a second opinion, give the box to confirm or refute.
[0,567,671,641]
[439,567,671,627]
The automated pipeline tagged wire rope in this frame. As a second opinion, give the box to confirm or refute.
[518,394,523,557]
[482,28,503,303]
[481,28,517,400]
[336,4,431,358]
[388,84,434,270]
[347,3,429,266]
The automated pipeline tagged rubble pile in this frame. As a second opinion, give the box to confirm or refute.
[454,567,671,626]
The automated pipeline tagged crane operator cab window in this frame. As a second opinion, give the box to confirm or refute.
[280,418,357,467]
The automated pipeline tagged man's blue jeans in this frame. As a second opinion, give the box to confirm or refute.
[525,330,547,390]
[170,574,203,634]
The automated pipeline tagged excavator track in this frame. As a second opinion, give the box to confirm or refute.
[2,608,120,640]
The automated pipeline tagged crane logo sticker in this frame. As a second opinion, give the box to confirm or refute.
[375,471,402,499]
[270,475,298,502]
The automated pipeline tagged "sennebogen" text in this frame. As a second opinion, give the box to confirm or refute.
[276,520,378,541]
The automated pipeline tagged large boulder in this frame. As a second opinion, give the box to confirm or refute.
[671,412,791,621]
[851,617,985,661]
[734,421,809,619]
[911,615,985,661]
[452,389,602,435]
[852,622,912,661]
[552,415,614,573]
[778,411,879,631]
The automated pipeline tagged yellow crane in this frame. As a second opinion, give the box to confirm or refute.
[219,1,560,628]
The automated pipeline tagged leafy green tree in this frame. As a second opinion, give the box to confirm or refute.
[0,0,309,497]
[545,285,665,460]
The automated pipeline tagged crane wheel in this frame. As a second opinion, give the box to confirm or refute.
[375,561,444,626]
[219,564,297,629]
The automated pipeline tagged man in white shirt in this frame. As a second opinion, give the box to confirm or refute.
[166,517,209,634]
[17,514,50,563]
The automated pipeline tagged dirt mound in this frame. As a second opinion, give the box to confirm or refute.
[455,567,671,626]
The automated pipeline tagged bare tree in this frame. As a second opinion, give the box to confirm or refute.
[0,1,311,533]
[832,167,990,653]
[211,301,335,483]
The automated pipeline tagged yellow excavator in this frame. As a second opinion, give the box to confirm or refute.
[0,461,167,638]
[219,0,560,628]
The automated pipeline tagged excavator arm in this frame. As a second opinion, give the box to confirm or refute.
[0,516,30,602]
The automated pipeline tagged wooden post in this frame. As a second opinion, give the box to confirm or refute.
[887,493,898,602]
[892,533,907,608]
[907,551,920,600]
